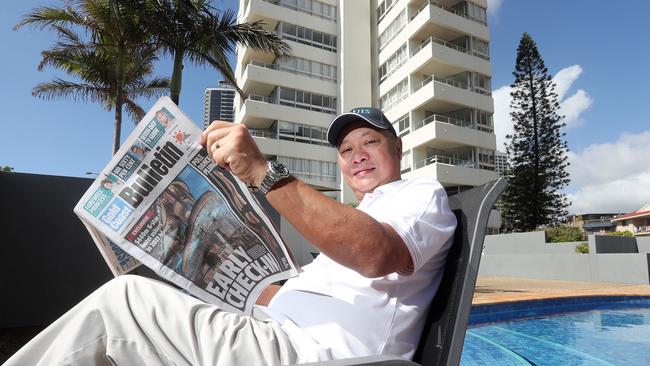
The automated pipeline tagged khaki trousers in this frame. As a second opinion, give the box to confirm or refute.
[3,275,297,366]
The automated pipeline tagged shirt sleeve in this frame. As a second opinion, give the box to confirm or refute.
[367,178,457,275]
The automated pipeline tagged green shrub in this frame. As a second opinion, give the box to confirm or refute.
[575,242,589,254]
[545,226,586,243]
[607,230,633,237]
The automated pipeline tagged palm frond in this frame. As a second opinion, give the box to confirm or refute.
[32,79,108,106]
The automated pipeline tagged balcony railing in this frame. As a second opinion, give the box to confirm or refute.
[248,93,337,114]
[414,155,476,169]
[413,36,468,55]
[413,74,466,92]
[249,129,277,139]
[262,0,336,21]
[635,226,650,235]
[248,60,336,82]
[413,113,473,130]
[292,171,337,183]
[248,94,274,103]
[411,0,487,26]
[412,74,492,96]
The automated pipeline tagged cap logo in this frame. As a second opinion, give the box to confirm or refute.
[352,108,371,114]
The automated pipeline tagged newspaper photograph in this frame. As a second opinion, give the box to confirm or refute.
[74,96,299,314]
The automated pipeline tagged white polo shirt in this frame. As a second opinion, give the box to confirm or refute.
[259,177,457,362]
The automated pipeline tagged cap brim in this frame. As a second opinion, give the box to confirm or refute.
[326,113,389,146]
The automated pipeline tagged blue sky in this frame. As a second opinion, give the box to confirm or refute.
[1,0,649,214]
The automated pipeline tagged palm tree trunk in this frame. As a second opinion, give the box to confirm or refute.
[113,97,123,155]
[170,50,184,105]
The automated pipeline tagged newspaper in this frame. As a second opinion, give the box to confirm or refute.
[74,96,299,315]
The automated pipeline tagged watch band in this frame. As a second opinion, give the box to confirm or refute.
[256,161,290,194]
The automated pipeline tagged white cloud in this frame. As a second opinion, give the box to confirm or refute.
[487,0,503,15]
[493,64,593,151]
[567,132,650,188]
[566,131,650,214]
[567,172,650,214]
[559,89,592,129]
[553,65,582,100]
[492,85,513,151]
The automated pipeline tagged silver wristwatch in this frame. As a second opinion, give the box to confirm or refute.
[255,160,290,194]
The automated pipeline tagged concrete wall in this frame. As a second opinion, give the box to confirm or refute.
[483,231,581,255]
[637,237,650,253]
[479,232,650,284]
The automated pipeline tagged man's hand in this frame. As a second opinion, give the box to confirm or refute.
[200,121,268,187]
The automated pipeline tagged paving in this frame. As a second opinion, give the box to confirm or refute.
[473,276,650,304]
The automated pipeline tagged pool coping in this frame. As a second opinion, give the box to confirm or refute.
[472,277,650,305]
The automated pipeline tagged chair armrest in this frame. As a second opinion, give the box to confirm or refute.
[302,355,420,366]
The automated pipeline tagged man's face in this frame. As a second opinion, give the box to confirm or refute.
[337,122,402,200]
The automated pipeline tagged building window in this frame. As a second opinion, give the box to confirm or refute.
[379,78,408,110]
[267,0,337,21]
[378,9,406,50]
[377,0,398,23]
[400,149,411,173]
[475,110,493,133]
[276,56,337,82]
[471,37,490,60]
[378,44,407,83]
[276,21,337,52]
[277,120,329,146]
[467,2,487,25]
[277,156,337,182]
[396,113,410,137]
[472,73,492,95]
[478,148,495,170]
[275,86,337,114]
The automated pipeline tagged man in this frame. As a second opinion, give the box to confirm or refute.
[4,108,456,365]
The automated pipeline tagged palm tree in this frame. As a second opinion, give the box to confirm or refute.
[16,0,170,154]
[127,0,291,104]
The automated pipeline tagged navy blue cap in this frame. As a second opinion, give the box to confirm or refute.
[326,107,397,146]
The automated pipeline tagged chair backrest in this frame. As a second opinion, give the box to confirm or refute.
[0,172,113,328]
[412,178,507,366]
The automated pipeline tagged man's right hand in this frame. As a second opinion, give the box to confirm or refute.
[200,121,269,188]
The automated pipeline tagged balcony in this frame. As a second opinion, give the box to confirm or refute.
[411,0,486,26]
[407,0,489,43]
[414,113,472,130]
[248,60,336,83]
[636,226,650,236]
[237,96,334,129]
[261,0,336,22]
[414,154,475,169]
[403,155,498,186]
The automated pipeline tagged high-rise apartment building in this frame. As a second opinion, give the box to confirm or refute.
[235,0,498,260]
[204,80,236,128]
[495,150,508,176]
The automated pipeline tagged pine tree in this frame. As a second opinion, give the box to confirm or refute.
[501,33,571,232]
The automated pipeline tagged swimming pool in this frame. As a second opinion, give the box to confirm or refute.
[460,296,650,365]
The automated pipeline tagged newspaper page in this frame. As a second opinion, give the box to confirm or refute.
[74,96,299,314]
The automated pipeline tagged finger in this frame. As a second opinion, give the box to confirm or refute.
[201,121,234,145]
[209,140,219,154]
[204,127,235,151]
[211,144,229,169]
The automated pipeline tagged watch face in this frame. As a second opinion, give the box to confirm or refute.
[270,161,290,177]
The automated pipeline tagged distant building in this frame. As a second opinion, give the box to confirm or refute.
[203,81,235,128]
[611,204,650,236]
[568,213,618,235]
[495,150,508,176]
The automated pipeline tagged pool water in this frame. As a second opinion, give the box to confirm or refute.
[461,297,650,365]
